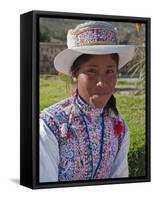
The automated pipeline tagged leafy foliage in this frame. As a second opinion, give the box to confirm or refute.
[128,47,145,94]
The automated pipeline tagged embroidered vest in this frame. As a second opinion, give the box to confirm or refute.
[40,94,125,181]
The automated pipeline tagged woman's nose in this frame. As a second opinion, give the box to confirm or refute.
[96,80,104,88]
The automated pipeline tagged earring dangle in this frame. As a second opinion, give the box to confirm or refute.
[73,77,77,83]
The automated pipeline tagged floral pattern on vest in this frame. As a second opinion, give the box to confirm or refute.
[40,92,125,181]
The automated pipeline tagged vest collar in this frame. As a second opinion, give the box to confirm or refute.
[74,90,104,119]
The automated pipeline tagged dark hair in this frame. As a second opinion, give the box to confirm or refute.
[70,53,119,115]
[106,94,119,115]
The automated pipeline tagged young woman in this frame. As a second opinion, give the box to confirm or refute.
[39,21,135,182]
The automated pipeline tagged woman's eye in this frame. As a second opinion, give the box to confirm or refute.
[106,69,115,74]
[87,69,97,74]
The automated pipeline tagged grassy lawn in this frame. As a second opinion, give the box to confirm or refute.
[40,74,146,177]
[40,75,72,110]
[115,94,145,177]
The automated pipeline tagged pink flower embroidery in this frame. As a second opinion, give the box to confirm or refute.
[114,120,124,137]
[61,123,71,139]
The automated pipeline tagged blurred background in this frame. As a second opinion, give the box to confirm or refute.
[39,18,146,179]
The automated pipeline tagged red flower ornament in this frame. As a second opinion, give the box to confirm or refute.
[114,120,125,137]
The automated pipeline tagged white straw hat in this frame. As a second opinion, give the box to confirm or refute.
[54,21,135,76]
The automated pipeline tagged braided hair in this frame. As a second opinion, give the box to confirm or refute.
[106,94,119,115]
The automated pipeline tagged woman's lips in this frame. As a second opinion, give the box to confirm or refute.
[91,93,107,99]
[92,92,107,96]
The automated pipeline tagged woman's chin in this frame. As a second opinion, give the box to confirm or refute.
[89,95,107,108]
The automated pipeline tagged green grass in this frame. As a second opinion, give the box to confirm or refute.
[40,75,73,110]
[40,74,146,177]
[117,79,138,86]
[115,94,145,177]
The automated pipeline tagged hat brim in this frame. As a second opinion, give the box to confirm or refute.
[54,45,135,76]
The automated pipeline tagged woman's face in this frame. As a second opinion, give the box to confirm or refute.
[75,54,118,108]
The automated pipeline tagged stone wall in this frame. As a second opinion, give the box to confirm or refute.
[40,42,66,74]
[40,42,143,78]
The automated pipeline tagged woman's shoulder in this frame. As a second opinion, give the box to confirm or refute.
[40,96,74,122]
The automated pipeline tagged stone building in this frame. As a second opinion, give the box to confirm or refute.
[39,42,143,78]
[40,42,66,74]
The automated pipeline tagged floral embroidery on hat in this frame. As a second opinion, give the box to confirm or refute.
[76,28,118,47]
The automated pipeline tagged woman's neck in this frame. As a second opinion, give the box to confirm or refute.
[74,90,104,118]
